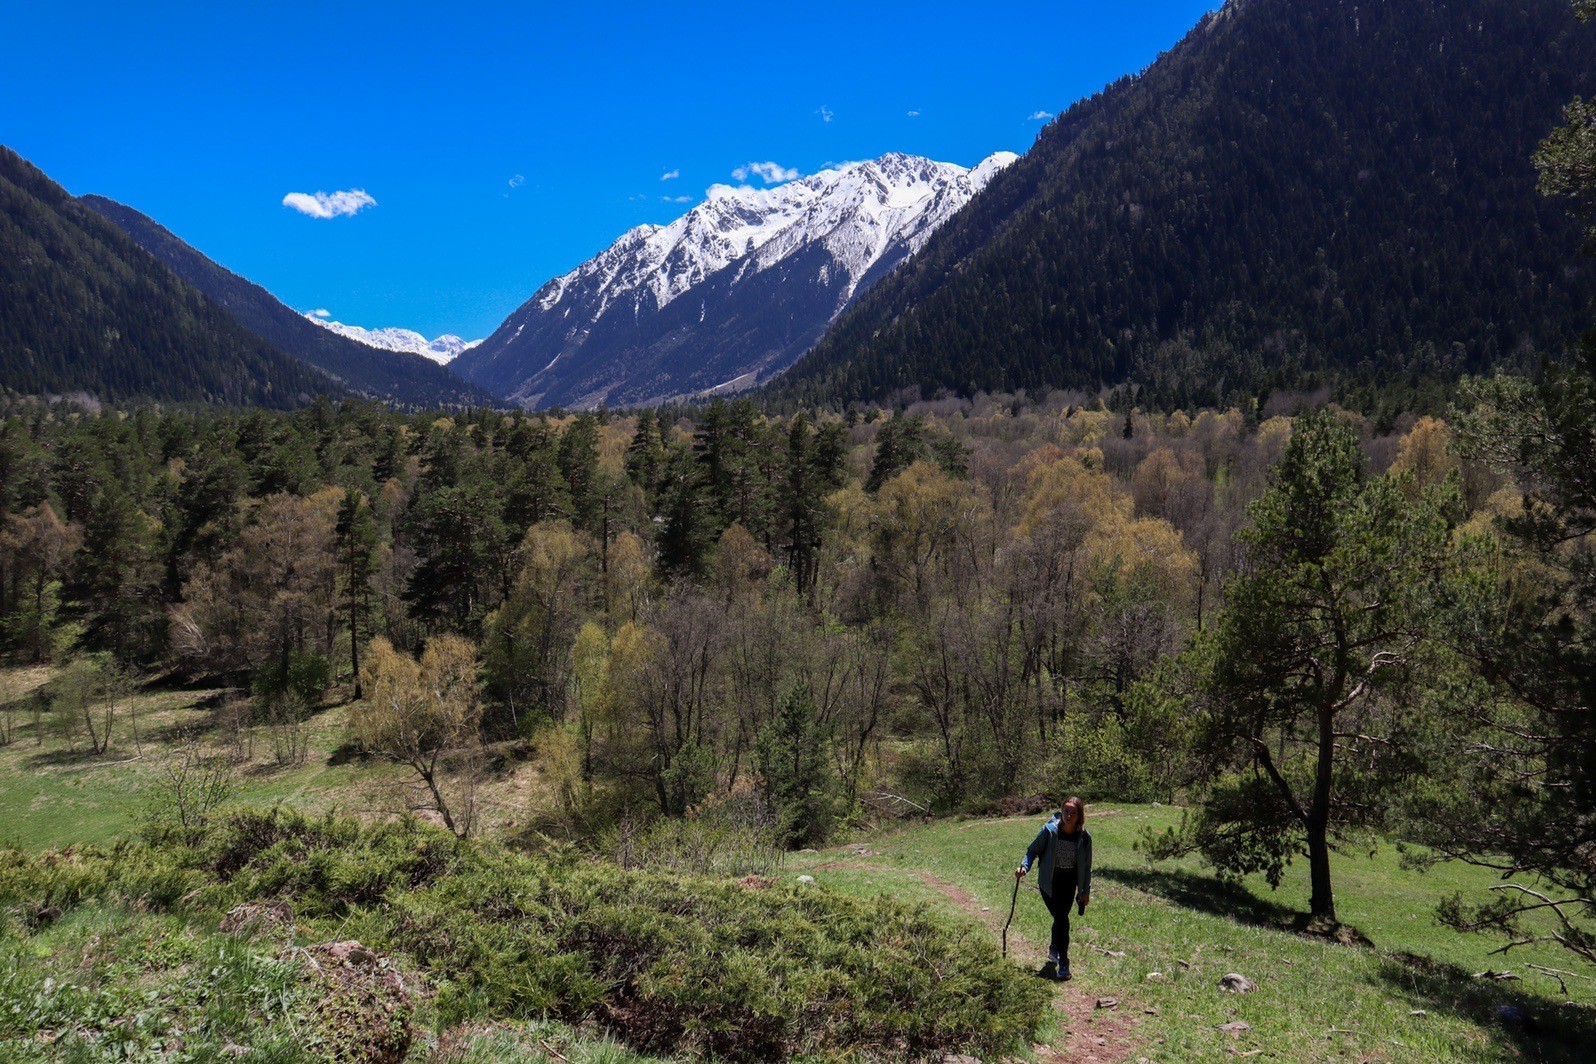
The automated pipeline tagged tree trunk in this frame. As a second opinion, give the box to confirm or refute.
[33,572,47,663]
[350,584,362,701]
[418,761,458,836]
[1306,816,1336,923]
[1308,698,1339,923]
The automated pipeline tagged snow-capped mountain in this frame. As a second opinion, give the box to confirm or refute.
[306,317,480,365]
[452,150,1019,408]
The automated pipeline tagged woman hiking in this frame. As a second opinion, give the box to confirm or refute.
[1015,797,1092,980]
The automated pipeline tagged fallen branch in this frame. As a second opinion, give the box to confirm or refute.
[1526,963,1587,995]
[862,790,930,814]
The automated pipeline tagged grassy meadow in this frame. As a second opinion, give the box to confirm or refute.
[789,809,1596,1061]
[3,666,1594,1061]
[0,668,556,852]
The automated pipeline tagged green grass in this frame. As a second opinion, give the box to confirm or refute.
[0,669,400,851]
[6,665,1595,1061]
[791,808,1596,1062]
[429,1021,673,1063]
[0,899,674,1063]
[0,667,560,854]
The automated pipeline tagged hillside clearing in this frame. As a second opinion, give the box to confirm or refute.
[793,810,1596,1062]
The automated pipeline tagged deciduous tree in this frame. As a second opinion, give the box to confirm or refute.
[354,635,484,836]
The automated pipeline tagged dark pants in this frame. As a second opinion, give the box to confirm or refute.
[1041,877,1078,965]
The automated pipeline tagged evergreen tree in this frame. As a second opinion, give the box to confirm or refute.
[68,484,160,663]
[756,686,837,848]
[558,414,602,532]
[865,415,926,492]
[336,490,379,698]
[625,409,666,494]
[1153,412,1454,924]
[655,445,712,579]
[783,417,818,593]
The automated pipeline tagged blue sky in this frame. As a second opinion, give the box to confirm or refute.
[4,1,1220,339]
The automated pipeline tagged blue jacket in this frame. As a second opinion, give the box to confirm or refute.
[1020,813,1093,900]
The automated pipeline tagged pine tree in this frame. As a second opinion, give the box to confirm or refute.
[625,409,666,494]
[337,490,379,698]
[558,414,601,533]
[756,686,836,848]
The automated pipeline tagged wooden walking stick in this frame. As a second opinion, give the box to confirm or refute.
[1002,873,1020,958]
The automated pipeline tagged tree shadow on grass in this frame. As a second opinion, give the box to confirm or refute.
[325,740,369,767]
[24,746,126,769]
[1375,950,1596,1064]
[145,718,211,746]
[1103,866,1343,937]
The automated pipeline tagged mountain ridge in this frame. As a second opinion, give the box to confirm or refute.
[0,146,342,408]
[453,151,1017,409]
[304,317,480,365]
[80,195,497,409]
[771,0,1596,412]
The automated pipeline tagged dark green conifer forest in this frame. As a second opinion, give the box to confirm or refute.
[0,148,341,408]
[773,0,1596,416]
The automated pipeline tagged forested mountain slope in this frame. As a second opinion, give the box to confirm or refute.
[773,0,1596,411]
[82,195,497,409]
[0,147,340,408]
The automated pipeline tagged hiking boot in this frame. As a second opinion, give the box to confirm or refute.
[1057,964,1072,982]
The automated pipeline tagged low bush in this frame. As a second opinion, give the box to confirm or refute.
[0,810,1049,1061]
[607,792,784,878]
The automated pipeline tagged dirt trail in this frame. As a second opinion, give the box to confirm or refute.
[813,859,1144,1062]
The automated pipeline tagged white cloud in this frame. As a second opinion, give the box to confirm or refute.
[281,188,376,219]
[312,308,331,318]
[661,168,680,181]
[662,195,693,204]
[1027,110,1054,121]
[508,173,525,188]
[907,110,920,118]
[817,105,834,124]
[731,161,800,184]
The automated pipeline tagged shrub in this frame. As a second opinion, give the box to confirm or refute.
[0,810,1050,1061]
[754,687,839,848]
[608,793,783,878]
[1045,712,1162,803]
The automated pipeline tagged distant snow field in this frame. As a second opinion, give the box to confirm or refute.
[305,314,481,365]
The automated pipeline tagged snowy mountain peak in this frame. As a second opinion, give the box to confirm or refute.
[306,316,481,365]
[454,149,1019,409]
[971,150,1021,187]
[529,150,1015,328]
